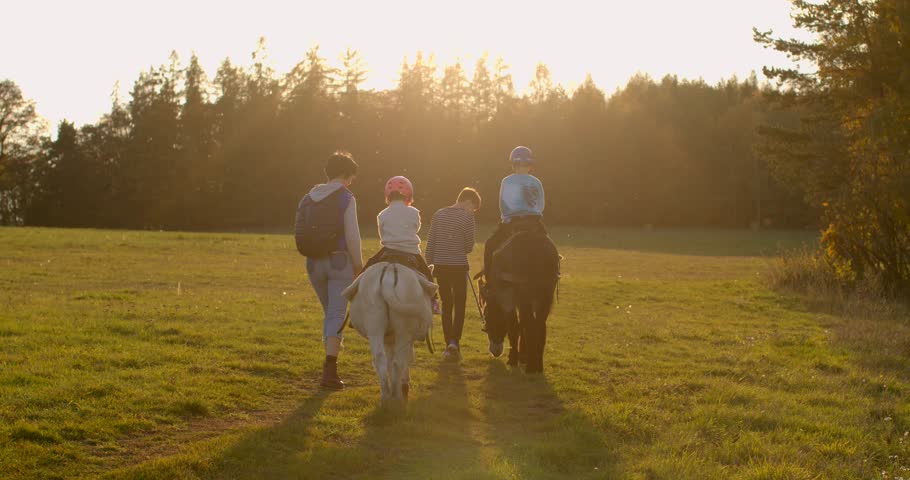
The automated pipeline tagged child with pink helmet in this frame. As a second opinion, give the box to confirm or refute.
[362,176,436,299]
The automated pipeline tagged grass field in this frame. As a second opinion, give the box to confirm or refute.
[1,226,909,479]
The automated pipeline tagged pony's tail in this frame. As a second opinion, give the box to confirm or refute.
[377,264,402,304]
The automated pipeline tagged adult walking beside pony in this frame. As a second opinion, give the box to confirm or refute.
[294,151,363,390]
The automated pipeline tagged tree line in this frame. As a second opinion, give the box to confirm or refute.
[1,39,813,230]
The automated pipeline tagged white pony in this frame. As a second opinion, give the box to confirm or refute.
[342,261,437,405]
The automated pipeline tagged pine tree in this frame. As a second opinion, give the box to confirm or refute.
[567,75,607,223]
[340,48,368,99]
[122,52,182,228]
[179,52,216,227]
[440,60,469,115]
[492,56,514,108]
[470,54,496,125]
[528,63,554,105]
[338,48,368,134]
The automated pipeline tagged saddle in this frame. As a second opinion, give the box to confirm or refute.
[486,228,560,313]
[374,250,430,280]
[371,251,435,353]
[492,230,559,284]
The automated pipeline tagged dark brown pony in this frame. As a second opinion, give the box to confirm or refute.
[481,227,559,374]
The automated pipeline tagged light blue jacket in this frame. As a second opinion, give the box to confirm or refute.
[499,173,545,222]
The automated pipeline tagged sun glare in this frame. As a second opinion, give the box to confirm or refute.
[0,0,802,128]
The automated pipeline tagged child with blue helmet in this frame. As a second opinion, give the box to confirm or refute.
[499,146,545,222]
[483,146,548,278]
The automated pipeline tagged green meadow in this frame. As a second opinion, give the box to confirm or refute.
[1,227,908,479]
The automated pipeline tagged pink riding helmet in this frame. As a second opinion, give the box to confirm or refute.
[384,176,414,205]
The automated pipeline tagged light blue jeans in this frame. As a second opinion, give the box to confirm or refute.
[306,252,353,340]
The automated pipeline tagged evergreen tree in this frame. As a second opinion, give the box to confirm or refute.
[179,52,216,227]
[440,60,469,115]
[528,63,554,105]
[492,56,515,108]
[210,57,246,226]
[469,54,496,125]
[340,48,368,100]
[28,121,107,226]
[122,52,182,228]
[566,75,607,223]
[337,48,369,140]
[279,45,340,223]
[223,37,283,227]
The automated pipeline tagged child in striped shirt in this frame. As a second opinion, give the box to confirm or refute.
[425,187,481,360]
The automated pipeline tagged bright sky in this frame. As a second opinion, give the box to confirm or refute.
[1,0,804,130]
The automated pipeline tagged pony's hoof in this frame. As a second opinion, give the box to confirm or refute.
[489,341,504,358]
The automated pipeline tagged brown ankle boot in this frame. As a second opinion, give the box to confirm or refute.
[320,360,344,390]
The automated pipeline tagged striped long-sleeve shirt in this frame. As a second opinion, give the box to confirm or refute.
[425,206,476,267]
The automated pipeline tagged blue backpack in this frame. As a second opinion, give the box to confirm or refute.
[294,188,353,257]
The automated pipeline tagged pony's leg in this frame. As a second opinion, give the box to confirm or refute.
[506,309,520,366]
[383,337,397,402]
[401,343,413,400]
[520,304,544,374]
[517,309,528,365]
[515,304,528,371]
[369,335,391,401]
[485,301,507,357]
[537,301,548,372]
[518,315,534,364]
[389,334,411,402]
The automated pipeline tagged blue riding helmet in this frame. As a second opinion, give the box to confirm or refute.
[509,146,534,165]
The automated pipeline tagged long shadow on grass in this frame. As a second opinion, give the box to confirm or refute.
[479,361,621,479]
[346,361,486,479]
[194,391,332,479]
[199,359,484,480]
[193,359,626,479]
